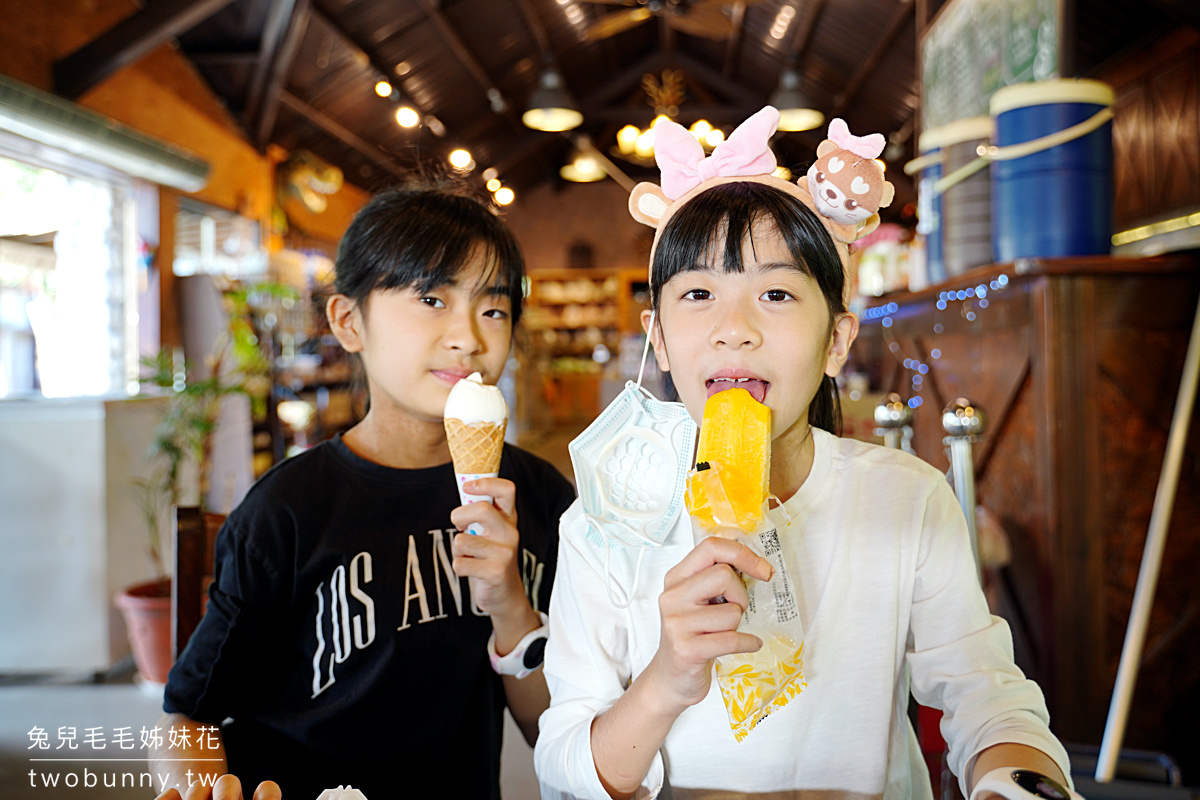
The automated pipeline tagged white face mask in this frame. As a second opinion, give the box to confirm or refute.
[568,318,698,607]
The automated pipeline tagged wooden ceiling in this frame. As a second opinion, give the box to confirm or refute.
[51,0,1194,216]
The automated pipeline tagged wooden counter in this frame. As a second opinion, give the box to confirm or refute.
[852,254,1200,769]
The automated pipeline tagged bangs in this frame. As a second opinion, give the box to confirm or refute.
[335,187,525,324]
[650,182,845,314]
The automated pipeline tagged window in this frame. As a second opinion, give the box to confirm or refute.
[0,152,135,398]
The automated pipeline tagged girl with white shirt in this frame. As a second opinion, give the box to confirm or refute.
[534,108,1076,800]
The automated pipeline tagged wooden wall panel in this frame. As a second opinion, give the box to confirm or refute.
[1107,28,1200,228]
[853,256,1200,775]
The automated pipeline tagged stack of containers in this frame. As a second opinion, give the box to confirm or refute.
[938,116,996,277]
[914,126,948,286]
[989,78,1115,262]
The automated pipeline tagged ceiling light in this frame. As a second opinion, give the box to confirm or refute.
[486,178,501,192]
[560,155,606,183]
[689,119,712,138]
[449,149,473,170]
[494,187,515,205]
[482,167,498,181]
[704,129,725,148]
[635,129,655,160]
[522,68,583,132]
[616,125,640,155]
[374,80,393,98]
[771,70,824,132]
[395,106,419,128]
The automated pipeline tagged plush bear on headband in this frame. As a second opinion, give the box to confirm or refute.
[628,107,894,300]
[797,117,895,244]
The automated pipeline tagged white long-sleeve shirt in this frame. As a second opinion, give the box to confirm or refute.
[535,428,1071,800]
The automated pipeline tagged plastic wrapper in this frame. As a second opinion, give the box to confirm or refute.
[685,390,806,742]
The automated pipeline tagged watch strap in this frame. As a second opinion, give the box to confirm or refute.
[970,768,1082,800]
[488,611,549,679]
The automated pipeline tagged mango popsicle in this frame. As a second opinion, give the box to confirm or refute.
[686,387,771,533]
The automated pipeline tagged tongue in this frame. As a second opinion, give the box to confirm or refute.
[707,379,768,403]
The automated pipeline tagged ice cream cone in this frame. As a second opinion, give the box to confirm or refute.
[445,418,506,475]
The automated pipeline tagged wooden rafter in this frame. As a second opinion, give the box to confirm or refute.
[721,1,747,78]
[250,0,312,151]
[831,0,915,117]
[279,90,409,179]
[54,0,238,99]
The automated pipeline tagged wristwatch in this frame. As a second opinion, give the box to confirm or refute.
[487,612,549,680]
[970,769,1083,800]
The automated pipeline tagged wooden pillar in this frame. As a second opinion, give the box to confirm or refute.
[158,186,180,349]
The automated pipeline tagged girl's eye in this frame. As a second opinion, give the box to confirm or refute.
[762,289,793,302]
[483,308,509,319]
[814,171,825,183]
[682,288,712,301]
[419,296,445,308]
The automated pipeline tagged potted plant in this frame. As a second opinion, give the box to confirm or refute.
[115,280,287,684]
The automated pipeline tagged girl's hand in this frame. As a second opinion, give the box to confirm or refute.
[155,776,280,800]
[645,537,773,714]
[450,477,528,619]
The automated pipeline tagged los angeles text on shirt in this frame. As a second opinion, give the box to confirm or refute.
[310,527,546,698]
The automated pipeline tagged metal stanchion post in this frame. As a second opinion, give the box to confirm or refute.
[874,392,913,452]
[942,397,986,578]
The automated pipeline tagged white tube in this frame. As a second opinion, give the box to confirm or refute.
[1096,292,1200,781]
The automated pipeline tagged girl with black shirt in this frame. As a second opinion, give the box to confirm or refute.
[153,185,575,800]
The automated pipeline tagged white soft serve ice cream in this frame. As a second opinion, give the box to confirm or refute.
[444,373,507,533]
[443,372,507,424]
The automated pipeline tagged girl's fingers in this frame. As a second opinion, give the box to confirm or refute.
[462,477,517,520]
[665,597,746,636]
[666,536,773,587]
[252,781,282,800]
[211,775,244,800]
[449,499,517,542]
[665,624,765,665]
[664,563,750,612]
[155,790,183,800]
[451,529,512,560]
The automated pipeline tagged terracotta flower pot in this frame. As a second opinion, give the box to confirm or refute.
[114,577,173,684]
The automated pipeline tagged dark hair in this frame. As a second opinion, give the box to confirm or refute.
[334,184,525,326]
[649,181,845,434]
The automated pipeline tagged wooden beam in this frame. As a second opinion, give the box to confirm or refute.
[55,0,238,99]
[831,0,915,117]
[415,0,523,133]
[183,46,261,65]
[672,51,758,104]
[584,51,668,107]
[278,90,409,179]
[252,0,311,151]
[789,0,827,62]
[513,0,553,56]
[245,0,299,128]
[721,2,747,78]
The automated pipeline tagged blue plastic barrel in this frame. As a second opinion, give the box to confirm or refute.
[990,79,1114,262]
[916,126,947,285]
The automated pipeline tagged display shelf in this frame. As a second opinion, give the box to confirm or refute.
[518,267,647,432]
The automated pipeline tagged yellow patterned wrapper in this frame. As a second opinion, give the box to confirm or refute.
[715,632,806,742]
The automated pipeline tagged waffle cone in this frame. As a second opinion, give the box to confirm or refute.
[444,418,506,474]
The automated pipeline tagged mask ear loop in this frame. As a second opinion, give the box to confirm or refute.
[768,495,793,528]
[636,310,656,388]
[602,539,648,610]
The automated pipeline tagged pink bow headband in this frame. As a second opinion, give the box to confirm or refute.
[629,107,894,305]
[655,106,781,199]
